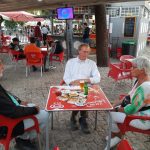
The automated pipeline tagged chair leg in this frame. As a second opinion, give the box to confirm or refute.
[61,62,64,71]
[26,66,28,77]
[41,67,42,77]
[37,133,42,150]
[94,110,98,130]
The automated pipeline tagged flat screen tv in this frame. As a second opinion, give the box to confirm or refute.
[57,7,74,20]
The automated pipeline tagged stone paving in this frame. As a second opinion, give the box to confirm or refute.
[0,53,149,150]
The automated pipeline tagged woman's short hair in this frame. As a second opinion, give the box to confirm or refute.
[132,56,150,75]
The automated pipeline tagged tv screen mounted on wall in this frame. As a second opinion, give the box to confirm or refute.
[57,7,74,20]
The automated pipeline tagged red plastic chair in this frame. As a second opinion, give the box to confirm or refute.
[25,52,44,77]
[9,50,26,69]
[117,139,133,150]
[59,79,66,86]
[49,52,64,70]
[118,115,150,135]
[0,115,41,150]
[0,46,10,53]
[53,146,60,150]
[120,55,135,69]
[118,94,150,135]
[108,63,133,92]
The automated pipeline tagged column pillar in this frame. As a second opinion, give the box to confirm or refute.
[95,5,109,67]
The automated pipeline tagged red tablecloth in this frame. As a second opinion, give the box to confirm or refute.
[45,85,113,111]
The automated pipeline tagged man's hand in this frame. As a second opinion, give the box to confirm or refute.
[70,79,91,85]
[70,80,80,85]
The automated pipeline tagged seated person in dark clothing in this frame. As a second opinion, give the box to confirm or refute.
[48,40,64,69]
[0,59,49,149]
[49,40,63,54]
[9,37,25,59]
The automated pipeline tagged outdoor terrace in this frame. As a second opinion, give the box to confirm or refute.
[0,53,149,150]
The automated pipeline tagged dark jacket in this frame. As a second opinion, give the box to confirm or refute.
[54,41,64,54]
[0,84,38,138]
[83,27,90,39]
[9,43,23,52]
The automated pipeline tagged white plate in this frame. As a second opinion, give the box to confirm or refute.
[75,102,85,106]
[61,90,70,94]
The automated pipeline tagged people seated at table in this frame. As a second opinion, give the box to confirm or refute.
[9,37,25,58]
[49,40,63,54]
[63,43,101,134]
[48,40,64,69]
[24,37,48,72]
[0,59,49,149]
[105,56,150,149]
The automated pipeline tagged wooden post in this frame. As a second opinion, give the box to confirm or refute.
[95,5,109,67]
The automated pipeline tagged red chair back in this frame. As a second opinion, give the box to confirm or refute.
[59,80,66,85]
[49,52,64,63]
[0,115,40,150]
[108,63,132,82]
[120,55,135,69]
[53,146,60,150]
[118,115,150,135]
[117,139,133,150]
[26,52,44,66]
[10,50,25,62]
[0,46,10,53]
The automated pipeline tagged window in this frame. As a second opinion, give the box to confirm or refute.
[124,17,136,37]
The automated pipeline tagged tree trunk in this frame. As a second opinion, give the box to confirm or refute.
[95,5,109,67]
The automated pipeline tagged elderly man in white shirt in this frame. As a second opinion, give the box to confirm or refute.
[63,43,101,134]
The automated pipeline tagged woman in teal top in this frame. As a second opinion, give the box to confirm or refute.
[105,56,150,150]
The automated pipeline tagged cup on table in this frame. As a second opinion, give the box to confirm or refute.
[80,80,84,91]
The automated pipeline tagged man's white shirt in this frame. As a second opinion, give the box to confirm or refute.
[63,57,101,85]
[41,27,48,34]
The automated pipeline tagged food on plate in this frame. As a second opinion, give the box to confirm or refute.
[57,96,68,101]
[67,97,79,104]
[61,90,70,94]
[69,92,78,97]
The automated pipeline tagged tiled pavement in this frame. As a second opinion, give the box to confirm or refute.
[0,53,149,150]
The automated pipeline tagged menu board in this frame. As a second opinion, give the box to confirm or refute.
[124,17,135,37]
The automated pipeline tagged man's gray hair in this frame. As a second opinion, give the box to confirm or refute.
[132,56,150,75]
[78,43,90,51]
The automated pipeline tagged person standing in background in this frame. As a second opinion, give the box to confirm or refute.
[34,22,42,47]
[82,23,90,44]
[41,25,49,46]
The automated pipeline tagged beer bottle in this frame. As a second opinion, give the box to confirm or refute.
[84,82,88,95]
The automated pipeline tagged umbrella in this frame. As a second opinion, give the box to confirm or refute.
[0,13,10,20]
[1,11,35,22]
[10,14,35,22]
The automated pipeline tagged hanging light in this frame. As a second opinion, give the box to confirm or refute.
[37,0,43,2]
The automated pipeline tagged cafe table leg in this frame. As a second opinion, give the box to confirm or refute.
[94,110,98,130]
[51,111,53,130]
[107,111,112,150]
[46,112,50,150]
